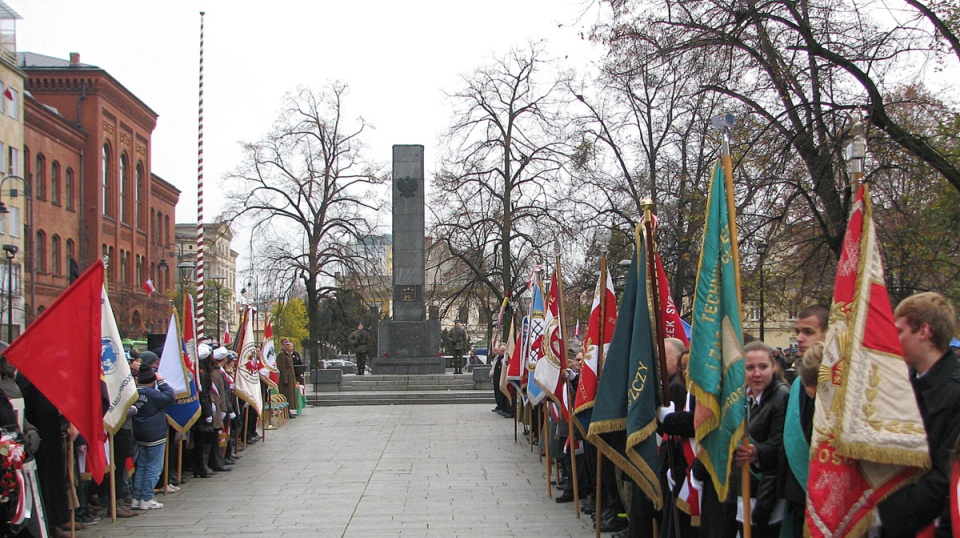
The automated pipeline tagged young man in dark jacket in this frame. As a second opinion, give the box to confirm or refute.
[131,368,174,510]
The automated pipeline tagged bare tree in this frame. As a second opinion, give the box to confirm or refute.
[431,44,574,342]
[222,83,385,367]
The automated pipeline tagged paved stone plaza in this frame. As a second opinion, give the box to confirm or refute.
[83,404,594,537]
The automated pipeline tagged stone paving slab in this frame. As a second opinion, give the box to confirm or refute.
[81,404,594,537]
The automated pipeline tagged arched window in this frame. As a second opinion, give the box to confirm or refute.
[120,153,130,223]
[51,161,61,205]
[136,254,143,285]
[164,215,170,245]
[51,235,62,275]
[66,239,75,265]
[65,168,75,210]
[136,162,145,229]
[36,230,46,273]
[120,250,128,284]
[101,144,112,217]
[35,154,46,200]
[108,246,115,281]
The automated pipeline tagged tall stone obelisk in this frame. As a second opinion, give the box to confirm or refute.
[374,145,443,374]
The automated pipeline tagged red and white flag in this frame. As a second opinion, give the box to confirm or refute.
[233,306,263,415]
[260,317,279,389]
[533,269,567,412]
[142,279,156,294]
[222,321,231,346]
[574,261,617,433]
[807,184,930,537]
[3,261,108,483]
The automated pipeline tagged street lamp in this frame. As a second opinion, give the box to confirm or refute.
[0,176,34,325]
[3,244,17,342]
[211,274,226,344]
[177,260,194,321]
[757,241,769,342]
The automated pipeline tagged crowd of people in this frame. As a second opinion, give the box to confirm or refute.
[0,334,307,538]
[493,293,960,538]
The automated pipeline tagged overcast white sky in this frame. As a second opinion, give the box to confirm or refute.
[16,0,605,230]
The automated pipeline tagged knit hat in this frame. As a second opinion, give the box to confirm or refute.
[139,351,160,370]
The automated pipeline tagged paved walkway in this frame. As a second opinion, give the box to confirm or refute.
[83,404,594,537]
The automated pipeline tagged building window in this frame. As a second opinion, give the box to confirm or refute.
[0,209,4,234]
[8,207,18,237]
[108,246,115,282]
[7,88,17,120]
[0,264,21,295]
[66,238,75,262]
[7,146,17,176]
[136,254,143,285]
[65,168,75,210]
[120,153,129,223]
[101,144,112,217]
[52,235,62,276]
[35,154,46,200]
[0,82,4,115]
[120,250,128,284]
[50,161,61,205]
[136,162,145,229]
[36,230,46,273]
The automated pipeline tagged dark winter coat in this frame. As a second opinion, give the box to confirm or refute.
[133,380,175,444]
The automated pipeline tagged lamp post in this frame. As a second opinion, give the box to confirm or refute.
[3,244,17,343]
[211,274,226,344]
[757,241,769,342]
[0,176,33,325]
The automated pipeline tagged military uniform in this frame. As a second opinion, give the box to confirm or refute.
[450,323,468,374]
[348,326,370,375]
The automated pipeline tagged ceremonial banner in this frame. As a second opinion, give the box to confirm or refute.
[534,270,567,408]
[159,313,201,432]
[587,243,663,508]
[4,261,108,483]
[806,184,929,538]
[260,317,279,389]
[687,160,746,501]
[183,294,199,379]
[101,288,138,434]
[234,306,263,415]
[506,316,529,383]
[526,278,547,405]
[499,316,516,402]
[574,264,617,435]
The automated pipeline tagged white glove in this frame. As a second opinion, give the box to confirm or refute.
[666,469,676,491]
[658,402,676,422]
[205,416,213,424]
[211,403,217,413]
[228,412,236,420]
[220,412,227,419]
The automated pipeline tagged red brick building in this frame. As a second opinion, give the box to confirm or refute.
[21,51,179,336]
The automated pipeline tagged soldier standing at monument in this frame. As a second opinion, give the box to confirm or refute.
[349,324,370,375]
[450,320,469,374]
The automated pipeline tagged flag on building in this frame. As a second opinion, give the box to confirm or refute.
[101,287,138,435]
[234,306,263,415]
[806,183,930,537]
[260,317,279,389]
[158,313,201,432]
[3,261,108,483]
[526,277,547,405]
[141,279,156,295]
[574,261,617,435]
[534,270,567,409]
[687,160,746,501]
[587,240,663,509]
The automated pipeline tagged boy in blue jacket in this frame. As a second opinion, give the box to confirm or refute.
[131,368,174,510]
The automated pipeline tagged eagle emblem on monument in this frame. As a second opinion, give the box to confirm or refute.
[396,176,418,198]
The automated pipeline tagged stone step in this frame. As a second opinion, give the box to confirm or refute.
[308,390,495,407]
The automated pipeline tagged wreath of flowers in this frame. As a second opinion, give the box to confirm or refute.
[0,438,25,503]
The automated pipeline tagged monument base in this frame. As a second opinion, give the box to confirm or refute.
[375,320,443,375]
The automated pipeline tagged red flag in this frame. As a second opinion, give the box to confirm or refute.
[4,261,107,483]
[3,88,12,100]
[141,279,156,294]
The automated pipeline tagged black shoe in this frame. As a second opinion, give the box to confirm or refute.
[211,466,233,472]
[555,492,575,503]
[611,530,629,538]
[224,458,236,465]
[502,411,515,418]
[581,503,595,514]
[599,516,628,533]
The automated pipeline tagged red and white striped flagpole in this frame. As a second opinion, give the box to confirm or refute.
[196,11,206,338]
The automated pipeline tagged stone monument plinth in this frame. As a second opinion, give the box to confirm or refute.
[374,145,443,375]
